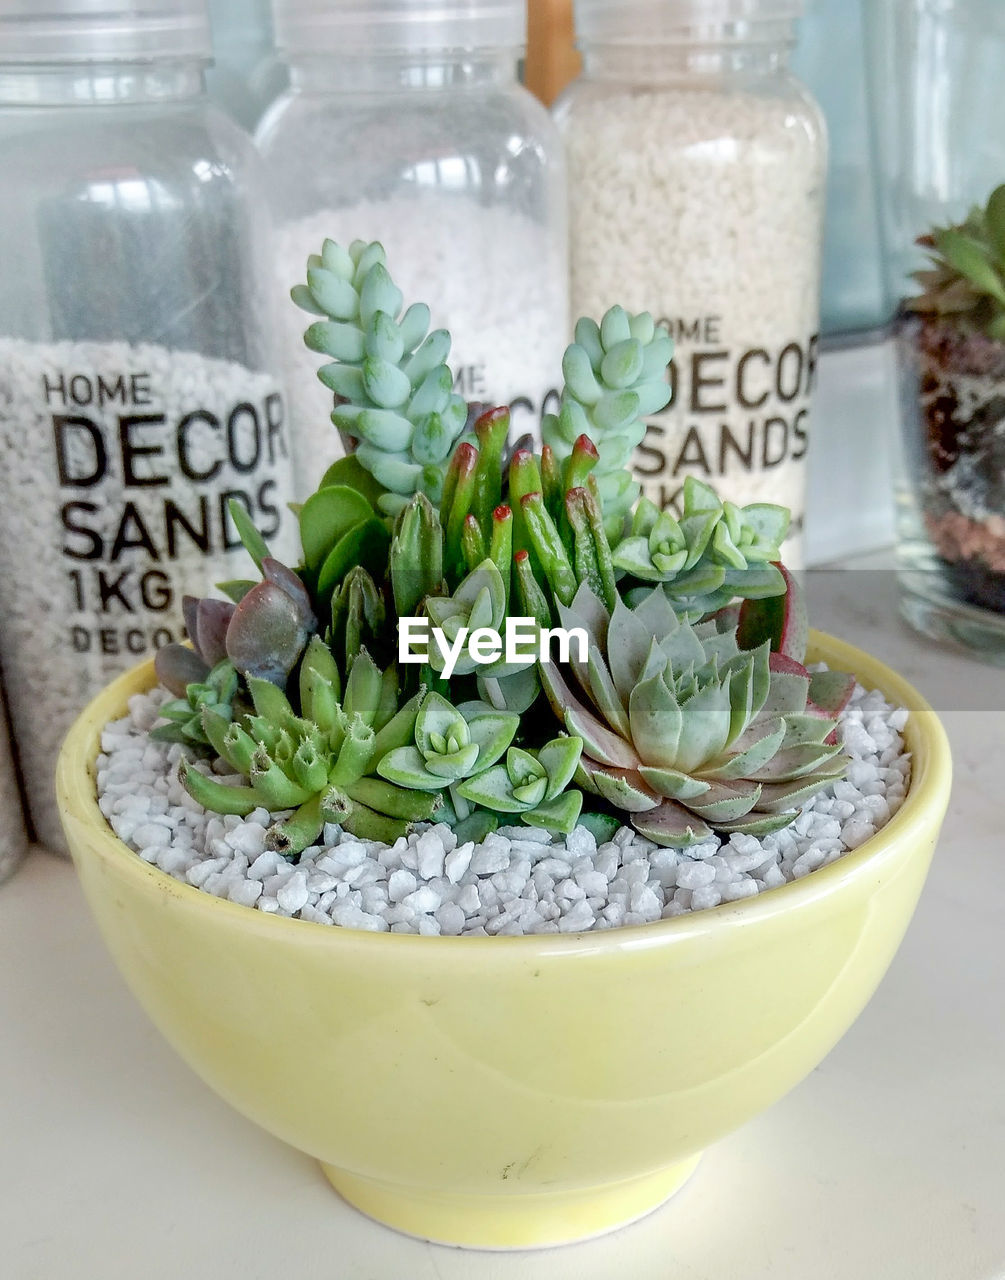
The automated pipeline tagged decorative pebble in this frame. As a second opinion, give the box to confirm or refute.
[96,679,911,935]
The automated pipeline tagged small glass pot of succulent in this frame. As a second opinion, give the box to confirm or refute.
[148,234,857,862]
[896,182,1005,652]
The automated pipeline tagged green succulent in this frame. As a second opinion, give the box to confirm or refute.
[376,692,519,831]
[297,482,390,620]
[419,561,511,678]
[224,557,319,686]
[156,499,319,694]
[390,492,446,618]
[416,558,542,713]
[542,307,673,538]
[613,477,789,619]
[292,238,469,514]
[157,557,316,696]
[907,183,1005,339]
[439,407,512,583]
[329,565,388,673]
[180,638,437,856]
[455,736,584,834]
[538,584,849,847]
[150,659,239,748]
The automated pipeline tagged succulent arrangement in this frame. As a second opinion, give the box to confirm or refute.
[154,238,854,858]
[900,182,1005,618]
[907,183,1005,340]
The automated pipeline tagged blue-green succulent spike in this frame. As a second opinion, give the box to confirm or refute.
[542,307,673,539]
[292,239,469,517]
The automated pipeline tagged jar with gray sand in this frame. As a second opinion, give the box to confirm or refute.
[0,0,297,852]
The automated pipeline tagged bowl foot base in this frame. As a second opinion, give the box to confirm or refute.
[320,1152,702,1250]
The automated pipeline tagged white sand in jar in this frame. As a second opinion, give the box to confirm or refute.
[562,85,826,563]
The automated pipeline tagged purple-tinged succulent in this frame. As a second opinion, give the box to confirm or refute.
[226,558,317,685]
[156,558,317,702]
[539,583,850,847]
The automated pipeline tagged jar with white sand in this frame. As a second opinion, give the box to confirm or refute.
[557,0,825,563]
[256,0,569,494]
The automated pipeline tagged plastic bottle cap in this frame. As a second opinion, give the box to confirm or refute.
[0,0,212,64]
[274,0,527,56]
[575,0,804,44]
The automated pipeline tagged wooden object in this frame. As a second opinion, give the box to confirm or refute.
[524,0,581,107]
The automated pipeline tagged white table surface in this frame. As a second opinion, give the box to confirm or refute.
[3,563,1004,1280]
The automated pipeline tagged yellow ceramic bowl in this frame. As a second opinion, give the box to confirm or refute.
[56,632,951,1250]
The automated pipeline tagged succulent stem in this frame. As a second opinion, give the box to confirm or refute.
[520,492,578,608]
[514,549,552,627]
[488,505,513,610]
[471,407,509,537]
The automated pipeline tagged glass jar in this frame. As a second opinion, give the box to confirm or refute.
[791,0,886,337]
[558,0,826,564]
[255,0,569,496]
[0,0,299,852]
[866,0,1005,660]
[0,686,29,885]
[205,0,285,131]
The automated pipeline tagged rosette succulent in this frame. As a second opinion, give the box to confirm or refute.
[293,238,469,514]
[420,562,509,677]
[539,584,850,846]
[377,693,517,787]
[151,659,239,748]
[907,183,1005,339]
[455,736,583,834]
[225,558,318,685]
[415,556,543,712]
[613,477,790,618]
[377,692,519,827]
[156,554,317,695]
[180,639,437,855]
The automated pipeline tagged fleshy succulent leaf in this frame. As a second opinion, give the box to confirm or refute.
[227,577,316,686]
[542,573,850,846]
[227,499,271,573]
[296,239,468,509]
[154,643,209,698]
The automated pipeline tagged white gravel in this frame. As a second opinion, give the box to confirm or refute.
[95,681,911,935]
